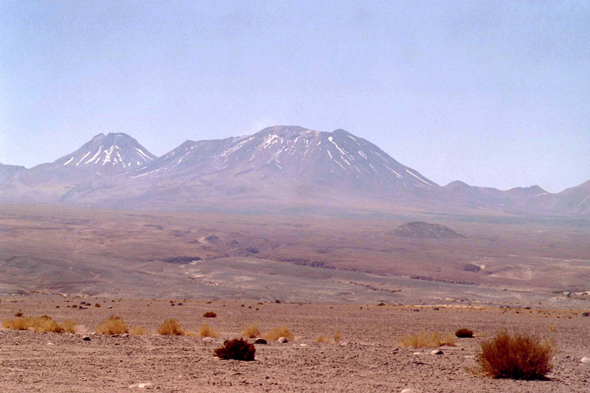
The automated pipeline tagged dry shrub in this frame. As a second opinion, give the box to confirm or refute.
[203,311,217,318]
[199,324,220,338]
[130,326,148,336]
[3,317,33,330]
[456,328,474,338]
[400,331,457,348]
[157,318,185,335]
[333,330,342,343]
[214,338,256,361]
[95,315,129,335]
[547,324,557,332]
[315,336,330,343]
[3,316,65,333]
[62,319,77,334]
[477,331,555,380]
[264,326,294,341]
[241,324,261,338]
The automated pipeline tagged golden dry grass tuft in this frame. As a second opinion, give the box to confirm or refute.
[130,326,148,335]
[95,315,129,335]
[62,319,77,334]
[264,326,294,341]
[241,324,261,338]
[400,331,457,348]
[199,324,220,338]
[157,318,185,335]
[315,336,330,343]
[333,330,342,343]
[3,315,66,333]
[477,331,555,380]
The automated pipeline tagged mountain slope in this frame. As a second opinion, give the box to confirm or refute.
[51,132,156,175]
[127,126,441,206]
[0,133,157,204]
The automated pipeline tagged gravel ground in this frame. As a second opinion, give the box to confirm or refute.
[1,296,589,392]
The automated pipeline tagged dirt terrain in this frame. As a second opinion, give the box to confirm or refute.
[1,296,589,392]
[2,205,590,306]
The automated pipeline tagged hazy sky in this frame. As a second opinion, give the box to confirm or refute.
[1,1,589,192]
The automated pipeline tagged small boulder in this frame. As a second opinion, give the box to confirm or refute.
[254,338,267,345]
[202,337,215,344]
[299,343,308,347]
[82,335,91,341]
[430,349,443,355]
[582,356,590,363]
[278,337,288,343]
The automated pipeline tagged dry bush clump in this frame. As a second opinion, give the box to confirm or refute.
[241,324,261,338]
[214,338,256,361]
[157,318,185,335]
[62,319,77,334]
[315,336,330,343]
[3,315,66,333]
[203,311,217,318]
[455,328,474,338]
[400,331,457,348]
[95,316,129,335]
[264,326,294,341]
[199,324,220,338]
[477,331,555,380]
[130,326,148,336]
[333,330,342,343]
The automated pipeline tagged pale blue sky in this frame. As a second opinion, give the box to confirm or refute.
[1,1,589,192]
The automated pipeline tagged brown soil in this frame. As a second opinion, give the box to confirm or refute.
[1,296,589,392]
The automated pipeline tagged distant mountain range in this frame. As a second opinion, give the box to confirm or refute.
[1,126,588,215]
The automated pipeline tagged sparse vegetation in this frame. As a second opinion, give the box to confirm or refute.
[400,331,457,348]
[241,324,261,338]
[157,318,185,335]
[3,315,65,333]
[264,326,294,341]
[477,331,555,380]
[203,311,217,318]
[315,336,330,343]
[214,338,256,361]
[62,319,77,333]
[130,326,148,335]
[95,315,129,335]
[198,324,220,338]
[333,330,342,343]
[455,328,474,338]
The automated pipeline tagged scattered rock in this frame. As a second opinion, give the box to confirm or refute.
[401,389,421,393]
[108,306,112,309]
[581,312,590,317]
[581,357,590,363]
[82,335,91,341]
[430,349,443,355]
[254,338,267,345]
[202,337,215,344]
[129,382,153,389]
[278,337,288,343]
[300,343,308,347]
[47,342,54,346]
[122,333,130,338]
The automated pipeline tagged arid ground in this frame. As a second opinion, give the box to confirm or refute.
[1,296,590,392]
[1,205,590,391]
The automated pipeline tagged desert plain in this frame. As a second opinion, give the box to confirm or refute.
[1,204,590,392]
